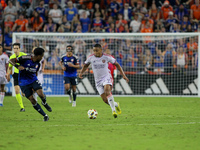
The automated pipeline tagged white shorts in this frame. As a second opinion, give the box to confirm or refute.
[37,73,44,85]
[95,74,113,95]
[0,76,7,84]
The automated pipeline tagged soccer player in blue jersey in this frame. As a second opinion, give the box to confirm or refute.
[9,47,52,121]
[59,45,79,107]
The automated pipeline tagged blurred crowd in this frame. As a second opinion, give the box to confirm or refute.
[0,0,200,73]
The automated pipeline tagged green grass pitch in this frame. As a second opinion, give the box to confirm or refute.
[0,96,200,150]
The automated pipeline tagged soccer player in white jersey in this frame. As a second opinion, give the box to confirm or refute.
[79,44,129,118]
[0,44,9,106]
[32,47,46,101]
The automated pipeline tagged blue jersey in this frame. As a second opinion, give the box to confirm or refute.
[17,55,40,86]
[61,55,79,77]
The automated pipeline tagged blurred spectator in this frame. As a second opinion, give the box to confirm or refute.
[116,13,128,32]
[154,20,164,32]
[47,51,61,70]
[43,17,57,32]
[41,40,50,59]
[49,0,60,9]
[4,26,12,51]
[72,38,86,54]
[79,0,93,9]
[176,0,192,7]
[132,1,147,21]
[104,16,114,32]
[142,49,153,70]
[57,25,64,32]
[0,0,6,9]
[148,0,160,21]
[179,15,190,32]
[173,46,188,71]
[4,16,14,30]
[107,22,119,32]
[108,0,121,19]
[187,37,198,65]
[12,14,28,32]
[190,0,200,20]
[175,4,189,22]
[141,22,153,33]
[170,23,180,32]
[76,46,86,67]
[91,16,104,32]
[141,14,154,29]
[71,15,80,32]
[100,39,108,50]
[121,39,133,51]
[48,3,62,24]
[74,24,82,33]
[147,41,157,55]
[163,43,176,73]
[59,16,71,32]
[79,4,90,19]
[154,49,164,73]
[192,51,198,68]
[80,11,91,32]
[127,47,138,68]
[161,0,173,20]
[64,1,78,22]
[4,1,17,22]
[190,19,199,31]
[120,3,132,22]
[17,0,30,9]
[123,24,130,32]
[130,13,141,32]
[31,11,44,32]
[55,38,68,57]
[91,3,105,19]
[165,11,179,32]
[134,41,144,65]
[0,3,3,24]
[35,0,48,23]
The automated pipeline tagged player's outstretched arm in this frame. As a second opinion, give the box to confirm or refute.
[6,66,12,81]
[79,63,90,79]
[9,58,24,71]
[114,62,129,82]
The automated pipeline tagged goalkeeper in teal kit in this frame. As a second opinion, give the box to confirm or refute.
[9,47,52,121]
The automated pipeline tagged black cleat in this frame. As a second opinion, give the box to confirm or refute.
[20,108,25,112]
[44,115,49,121]
[42,102,52,112]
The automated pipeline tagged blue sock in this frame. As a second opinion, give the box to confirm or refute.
[73,91,77,101]
[33,103,46,116]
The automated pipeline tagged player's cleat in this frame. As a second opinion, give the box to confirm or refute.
[72,101,76,107]
[112,111,118,118]
[116,102,121,115]
[42,102,52,112]
[0,104,3,107]
[44,115,49,121]
[20,108,25,112]
[69,92,72,103]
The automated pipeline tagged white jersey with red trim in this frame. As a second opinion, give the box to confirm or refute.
[0,53,9,77]
[85,53,116,83]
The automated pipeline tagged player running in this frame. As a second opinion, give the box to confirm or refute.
[0,44,9,106]
[59,45,79,107]
[9,47,52,121]
[79,44,129,118]
[6,43,26,112]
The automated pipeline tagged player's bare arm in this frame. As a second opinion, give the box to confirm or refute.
[67,62,80,69]
[6,66,12,81]
[59,61,66,71]
[9,58,25,71]
[79,63,90,79]
[114,62,129,82]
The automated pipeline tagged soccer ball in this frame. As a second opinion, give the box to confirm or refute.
[87,109,98,119]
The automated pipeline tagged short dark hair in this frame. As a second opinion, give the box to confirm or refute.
[93,43,102,48]
[13,43,20,48]
[66,45,73,52]
[34,47,44,56]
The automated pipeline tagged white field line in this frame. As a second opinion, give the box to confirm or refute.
[1,122,200,128]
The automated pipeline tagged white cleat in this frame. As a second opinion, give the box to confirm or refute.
[72,101,76,107]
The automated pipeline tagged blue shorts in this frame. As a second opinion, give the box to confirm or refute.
[64,77,78,85]
[20,80,42,98]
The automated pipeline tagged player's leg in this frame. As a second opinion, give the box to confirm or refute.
[0,84,5,106]
[64,77,72,103]
[71,77,78,107]
[13,73,25,111]
[21,84,49,121]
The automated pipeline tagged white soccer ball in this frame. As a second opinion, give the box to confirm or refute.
[87,109,98,119]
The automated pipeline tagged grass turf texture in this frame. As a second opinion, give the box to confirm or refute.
[0,96,200,150]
